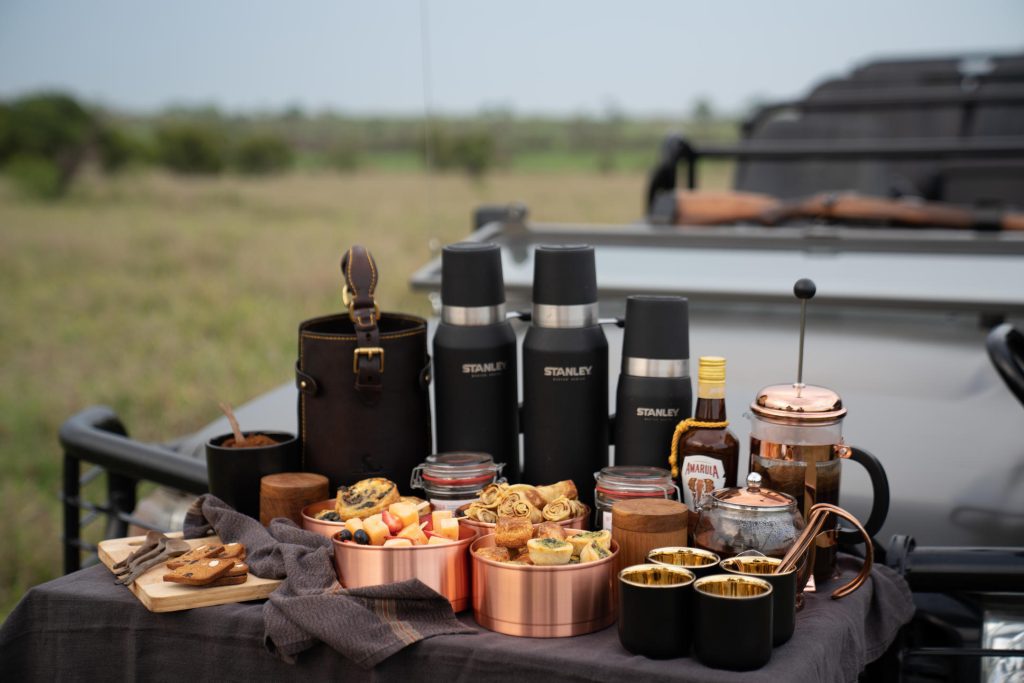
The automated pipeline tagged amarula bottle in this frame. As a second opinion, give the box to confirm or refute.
[672,356,739,511]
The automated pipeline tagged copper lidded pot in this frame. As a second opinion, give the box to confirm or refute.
[692,472,805,560]
[748,382,889,583]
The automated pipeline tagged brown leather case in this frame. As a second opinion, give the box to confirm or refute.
[296,245,432,491]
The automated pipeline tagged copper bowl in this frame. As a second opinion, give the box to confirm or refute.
[300,499,346,540]
[455,503,590,535]
[331,521,478,612]
[470,530,618,637]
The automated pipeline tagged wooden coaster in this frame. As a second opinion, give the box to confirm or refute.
[260,472,329,526]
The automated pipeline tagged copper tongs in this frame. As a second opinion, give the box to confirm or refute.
[776,502,874,599]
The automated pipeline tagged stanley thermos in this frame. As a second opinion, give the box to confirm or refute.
[433,242,520,481]
[614,295,692,468]
[522,244,608,507]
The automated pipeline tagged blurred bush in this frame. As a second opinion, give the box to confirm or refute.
[96,126,149,173]
[0,93,97,197]
[432,129,496,178]
[325,139,361,172]
[155,124,226,174]
[233,133,294,175]
[3,154,62,199]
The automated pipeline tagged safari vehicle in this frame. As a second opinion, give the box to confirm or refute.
[59,54,1024,681]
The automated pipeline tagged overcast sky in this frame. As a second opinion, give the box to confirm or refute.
[1,0,1021,116]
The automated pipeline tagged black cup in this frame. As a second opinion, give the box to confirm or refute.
[205,431,300,519]
[618,564,695,659]
[647,546,721,579]
[694,574,773,670]
[721,556,797,646]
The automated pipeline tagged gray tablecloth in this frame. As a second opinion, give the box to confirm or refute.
[0,556,913,682]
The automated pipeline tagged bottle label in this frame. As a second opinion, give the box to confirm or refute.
[542,365,593,382]
[680,455,726,510]
[635,406,681,420]
[461,361,508,378]
[602,510,613,531]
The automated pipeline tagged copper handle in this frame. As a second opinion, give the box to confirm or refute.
[777,503,873,599]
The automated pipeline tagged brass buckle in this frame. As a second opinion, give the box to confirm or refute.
[343,285,381,324]
[353,347,384,373]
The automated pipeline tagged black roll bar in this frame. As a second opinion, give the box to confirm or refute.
[58,406,208,573]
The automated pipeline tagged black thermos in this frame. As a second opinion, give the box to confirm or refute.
[613,295,692,468]
[522,244,608,507]
[433,242,520,481]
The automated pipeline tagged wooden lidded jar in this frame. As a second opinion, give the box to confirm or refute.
[612,498,688,575]
[260,472,329,526]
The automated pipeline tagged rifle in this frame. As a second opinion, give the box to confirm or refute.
[671,190,1024,231]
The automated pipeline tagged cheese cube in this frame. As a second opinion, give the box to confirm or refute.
[427,536,453,545]
[438,517,460,541]
[397,522,429,546]
[389,502,419,528]
[431,510,453,530]
[363,518,389,546]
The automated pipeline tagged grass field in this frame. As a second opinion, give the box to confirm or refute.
[0,162,732,618]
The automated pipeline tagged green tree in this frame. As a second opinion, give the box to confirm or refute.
[233,133,293,175]
[0,93,97,197]
[155,124,226,175]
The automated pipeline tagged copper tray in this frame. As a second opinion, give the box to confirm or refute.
[330,521,478,612]
[455,503,590,534]
[470,530,618,637]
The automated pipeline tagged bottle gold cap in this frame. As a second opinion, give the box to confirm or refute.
[698,356,726,383]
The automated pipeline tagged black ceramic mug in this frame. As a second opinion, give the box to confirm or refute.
[721,556,797,646]
[647,546,721,579]
[693,574,774,671]
[618,564,696,659]
[205,431,300,519]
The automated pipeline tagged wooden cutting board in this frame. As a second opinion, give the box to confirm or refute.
[98,533,281,612]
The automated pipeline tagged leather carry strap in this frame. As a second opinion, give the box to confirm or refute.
[340,246,383,402]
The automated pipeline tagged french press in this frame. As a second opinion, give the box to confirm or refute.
[747,279,890,584]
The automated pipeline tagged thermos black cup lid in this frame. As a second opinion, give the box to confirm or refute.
[532,244,597,305]
[441,242,505,307]
[622,295,690,361]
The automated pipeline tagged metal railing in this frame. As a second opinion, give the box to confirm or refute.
[58,405,208,573]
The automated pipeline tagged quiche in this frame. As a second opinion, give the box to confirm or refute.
[334,477,400,520]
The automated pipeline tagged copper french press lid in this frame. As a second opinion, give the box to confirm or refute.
[751,383,846,424]
[750,278,846,425]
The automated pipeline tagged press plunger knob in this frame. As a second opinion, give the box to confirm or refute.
[794,278,816,300]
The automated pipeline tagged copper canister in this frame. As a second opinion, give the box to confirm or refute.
[611,498,688,578]
[331,524,478,612]
[471,531,618,637]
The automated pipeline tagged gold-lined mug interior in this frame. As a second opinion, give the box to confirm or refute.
[721,557,789,576]
[695,575,772,599]
[620,564,695,588]
[648,548,718,567]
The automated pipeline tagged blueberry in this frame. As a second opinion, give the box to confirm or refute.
[354,529,370,545]
[323,511,340,522]
[338,529,353,542]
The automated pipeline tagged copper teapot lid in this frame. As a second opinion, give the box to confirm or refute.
[711,473,796,510]
[751,382,846,424]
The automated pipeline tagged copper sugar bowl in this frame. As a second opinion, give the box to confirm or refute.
[692,472,805,560]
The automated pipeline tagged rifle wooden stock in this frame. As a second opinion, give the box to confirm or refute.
[674,190,1024,231]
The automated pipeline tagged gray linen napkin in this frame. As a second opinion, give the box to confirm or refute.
[183,494,475,668]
